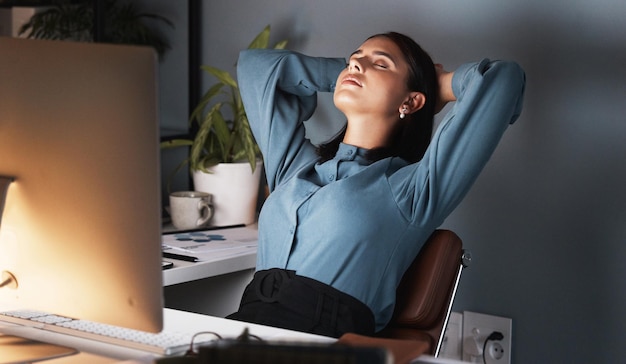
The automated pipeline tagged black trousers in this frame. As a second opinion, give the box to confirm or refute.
[227,269,375,338]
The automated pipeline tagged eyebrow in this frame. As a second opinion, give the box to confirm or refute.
[350,49,398,67]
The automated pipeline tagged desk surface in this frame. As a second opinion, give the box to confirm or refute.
[0,308,335,363]
[163,251,256,286]
[0,308,469,364]
[161,225,258,286]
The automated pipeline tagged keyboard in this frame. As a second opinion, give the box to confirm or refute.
[0,309,217,355]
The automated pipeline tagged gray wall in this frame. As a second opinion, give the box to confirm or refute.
[151,0,626,362]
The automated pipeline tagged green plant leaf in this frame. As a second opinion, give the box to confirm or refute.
[190,83,224,124]
[274,40,288,50]
[18,0,172,56]
[202,66,238,89]
[190,103,220,171]
[247,25,270,49]
[197,155,221,173]
[209,108,232,162]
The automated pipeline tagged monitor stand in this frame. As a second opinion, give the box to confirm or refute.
[0,176,13,229]
[0,176,79,361]
[0,176,17,290]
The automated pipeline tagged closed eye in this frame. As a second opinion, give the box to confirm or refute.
[349,49,398,70]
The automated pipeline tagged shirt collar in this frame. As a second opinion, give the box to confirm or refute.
[336,143,370,163]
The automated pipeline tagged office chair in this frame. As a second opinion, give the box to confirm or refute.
[339,229,471,362]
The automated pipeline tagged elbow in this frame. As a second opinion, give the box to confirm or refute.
[237,50,256,76]
[486,61,526,124]
[487,60,526,93]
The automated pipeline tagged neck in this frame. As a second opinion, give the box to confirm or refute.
[342,116,396,150]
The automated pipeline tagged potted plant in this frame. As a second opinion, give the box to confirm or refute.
[161,25,287,227]
[17,0,172,57]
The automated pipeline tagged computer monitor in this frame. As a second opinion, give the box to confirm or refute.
[0,37,164,333]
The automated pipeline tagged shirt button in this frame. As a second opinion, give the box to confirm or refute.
[346,149,354,155]
[328,174,335,181]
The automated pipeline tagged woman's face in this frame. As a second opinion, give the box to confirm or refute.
[334,36,412,122]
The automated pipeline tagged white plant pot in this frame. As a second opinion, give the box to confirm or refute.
[192,161,263,227]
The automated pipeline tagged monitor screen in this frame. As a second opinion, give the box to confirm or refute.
[0,37,163,333]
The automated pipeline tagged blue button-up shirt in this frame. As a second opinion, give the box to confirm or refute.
[237,49,525,330]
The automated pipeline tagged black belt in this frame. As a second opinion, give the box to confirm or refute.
[232,269,375,338]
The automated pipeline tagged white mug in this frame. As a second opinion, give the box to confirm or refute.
[169,191,213,230]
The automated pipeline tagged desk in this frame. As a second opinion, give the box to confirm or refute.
[0,308,470,364]
[0,308,334,363]
[162,245,255,287]
[161,225,258,287]
[161,225,257,317]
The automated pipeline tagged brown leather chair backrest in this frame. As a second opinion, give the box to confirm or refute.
[378,229,465,355]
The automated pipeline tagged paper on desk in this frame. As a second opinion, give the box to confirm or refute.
[162,226,257,262]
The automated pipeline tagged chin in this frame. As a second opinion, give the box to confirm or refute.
[333,92,357,114]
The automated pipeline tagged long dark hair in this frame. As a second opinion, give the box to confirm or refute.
[317,32,438,163]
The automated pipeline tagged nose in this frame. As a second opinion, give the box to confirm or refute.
[348,58,362,73]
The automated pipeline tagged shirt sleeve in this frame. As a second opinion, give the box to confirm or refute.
[237,49,346,191]
[390,59,526,225]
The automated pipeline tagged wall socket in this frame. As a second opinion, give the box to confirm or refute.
[439,311,463,360]
[462,311,512,364]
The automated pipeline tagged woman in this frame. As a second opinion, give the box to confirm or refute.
[227,32,525,338]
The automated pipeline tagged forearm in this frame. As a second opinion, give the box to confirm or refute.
[400,59,526,223]
[435,59,525,209]
[237,49,346,188]
[435,64,456,113]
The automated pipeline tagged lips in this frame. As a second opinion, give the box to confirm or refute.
[341,75,362,87]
